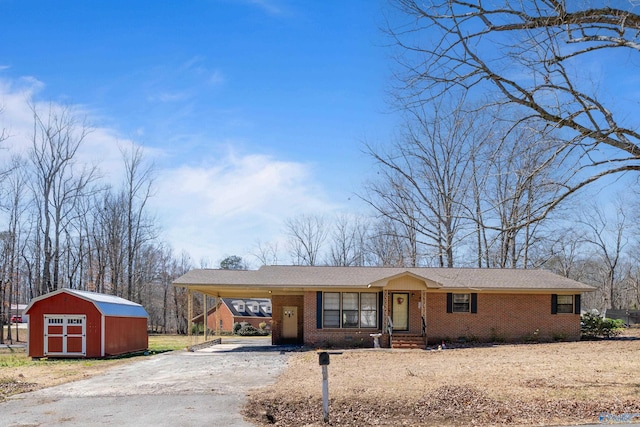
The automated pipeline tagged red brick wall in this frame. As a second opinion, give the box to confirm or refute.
[206,305,234,332]
[206,305,271,332]
[299,290,580,349]
[303,291,382,349]
[272,295,304,344]
[426,292,580,343]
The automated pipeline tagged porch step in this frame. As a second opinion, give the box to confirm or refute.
[391,335,426,349]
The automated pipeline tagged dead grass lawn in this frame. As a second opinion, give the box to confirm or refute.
[245,330,640,426]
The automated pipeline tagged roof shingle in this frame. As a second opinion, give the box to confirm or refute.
[173,265,594,292]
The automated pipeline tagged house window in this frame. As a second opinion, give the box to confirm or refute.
[360,293,378,328]
[323,293,341,328]
[261,302,272,315]
[452,293,470,312]
[342,293,359,328]
[232,300,245,312]
[322,292,378,328]
[556,295,574,314]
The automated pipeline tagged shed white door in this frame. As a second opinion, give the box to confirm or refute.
[44,315,86,356]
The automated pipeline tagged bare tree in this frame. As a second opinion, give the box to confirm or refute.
[121,143,156,301]
[388,0,640,220]
[252,240,280,266]
[285,214,328,266]
[367,217,418,267]
[474,123,566,268]
[29,104,96,294]
[327,214,370,266]
[541,229,586,279]
[173,251,192,334]
[364,177,422,266]
[579,202,629,311]
[365,99,485,267]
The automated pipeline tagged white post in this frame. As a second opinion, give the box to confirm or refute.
[322,365,329,422]
[319,351,330,423]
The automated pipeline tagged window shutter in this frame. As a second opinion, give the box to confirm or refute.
[551,294,558,314]
[316,292,323,329]
[378,291,383,329]
[574,294,581,315]
[471,293,478,313]
[446,293,453,313]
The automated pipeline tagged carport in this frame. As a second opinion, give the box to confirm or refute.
[173,269,298,345]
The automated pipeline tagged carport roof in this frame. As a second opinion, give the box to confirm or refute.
[173,265,595,297]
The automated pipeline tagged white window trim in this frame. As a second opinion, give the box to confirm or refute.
[322,292,378,329]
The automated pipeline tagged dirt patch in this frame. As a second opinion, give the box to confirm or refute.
[0,376,38,400]
[244,330,640,426]
[0,354,134,401]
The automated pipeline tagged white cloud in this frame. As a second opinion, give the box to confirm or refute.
[208,69,225,86]
[148,91,190,103]
[151,149,339,265]
[0,78,146,183]
[0,75,342,267]
[244,0,287,16]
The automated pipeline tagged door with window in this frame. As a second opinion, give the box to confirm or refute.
[391,293,409,331]
[44,315,86,357]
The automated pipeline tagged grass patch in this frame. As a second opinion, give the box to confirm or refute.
[148,334,192,353]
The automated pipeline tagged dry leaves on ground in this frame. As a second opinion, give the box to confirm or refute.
[244,332,640,426]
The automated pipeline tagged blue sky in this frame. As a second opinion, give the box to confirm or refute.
[0,0,398,266]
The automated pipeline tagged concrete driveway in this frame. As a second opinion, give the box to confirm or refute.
[1,337,295,427]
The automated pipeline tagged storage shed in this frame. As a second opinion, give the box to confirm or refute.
[25,289,149,358]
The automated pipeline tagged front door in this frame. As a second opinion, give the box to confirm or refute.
[44,315,86,357]
[282,306,298,339]
[392,293,409,331]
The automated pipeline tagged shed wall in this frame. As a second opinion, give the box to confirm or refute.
[104,316,148,356]
[26,293,102,358]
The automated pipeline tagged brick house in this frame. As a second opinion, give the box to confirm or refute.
[192,298,272,333]
[173,266,594,348]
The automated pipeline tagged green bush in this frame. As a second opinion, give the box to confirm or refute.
[581,311,624,339]
[232,322,243,334]
[258,322,267,330]
[237,324,269,336]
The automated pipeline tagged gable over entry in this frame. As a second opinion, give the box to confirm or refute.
[173,266,595,348]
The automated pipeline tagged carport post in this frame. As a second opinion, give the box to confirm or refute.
[187,290,193,337]
[203,294,208,341]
